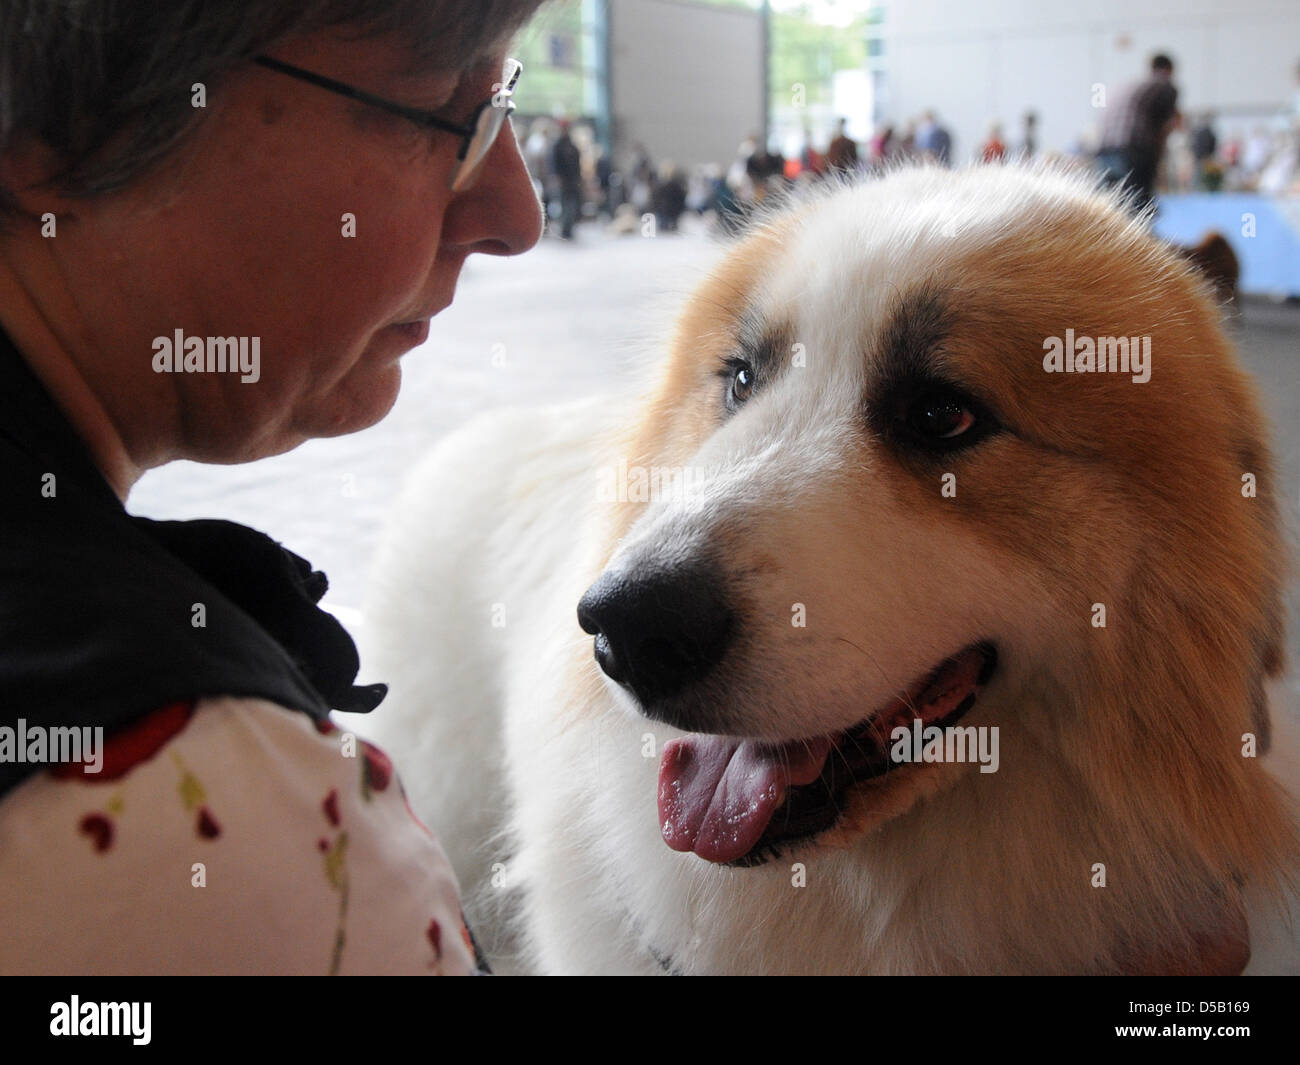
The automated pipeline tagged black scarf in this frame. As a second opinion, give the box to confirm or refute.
[0,327,385,798]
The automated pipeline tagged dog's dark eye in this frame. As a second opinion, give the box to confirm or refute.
[721,359,755,413]
[908,393,975,440]
[732,366,754,403]
[883,383,998,454]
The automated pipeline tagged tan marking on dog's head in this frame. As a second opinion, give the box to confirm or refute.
[922,200,1290,893]
[833,185,1295,949]
[593,212,801,553]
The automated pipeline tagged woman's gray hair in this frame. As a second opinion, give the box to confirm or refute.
[0,0,547,214]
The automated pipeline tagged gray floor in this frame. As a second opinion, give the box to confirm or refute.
[1231,298,1300,668]
[129,220,1300,667]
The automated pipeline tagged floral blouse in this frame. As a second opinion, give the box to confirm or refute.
[0,696,478,975]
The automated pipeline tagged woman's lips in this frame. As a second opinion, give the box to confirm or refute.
[388,318,430,346]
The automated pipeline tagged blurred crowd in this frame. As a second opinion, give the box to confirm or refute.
[522,118,715,240]
[1161,113,1300,197]
[518,111,1024,241]
[521,55,1300,242]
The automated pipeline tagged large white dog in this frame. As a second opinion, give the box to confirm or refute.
[364,165,1299,975]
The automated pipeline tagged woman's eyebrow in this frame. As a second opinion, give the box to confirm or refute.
[432,56,510,116]
[383,56,462,107]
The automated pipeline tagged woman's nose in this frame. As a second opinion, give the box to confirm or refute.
[441,119,543,257]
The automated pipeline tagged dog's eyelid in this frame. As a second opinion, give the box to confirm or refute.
[911,374,998,422]
[716,355,752,383]
[876,372,976,408]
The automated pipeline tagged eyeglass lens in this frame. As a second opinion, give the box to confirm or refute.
[449,59,520,191]
[451,100,512,191]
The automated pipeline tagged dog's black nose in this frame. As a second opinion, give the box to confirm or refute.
[577,564,734,708]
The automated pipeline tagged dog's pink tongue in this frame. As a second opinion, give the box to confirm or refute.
[658,735,832,863]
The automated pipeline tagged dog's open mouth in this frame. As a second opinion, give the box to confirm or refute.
[657,642,997,866]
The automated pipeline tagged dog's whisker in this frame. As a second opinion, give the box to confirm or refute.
[832,634,921,717]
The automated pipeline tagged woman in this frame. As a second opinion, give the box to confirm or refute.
[0,1,544,974]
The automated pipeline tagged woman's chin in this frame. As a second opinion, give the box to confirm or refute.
[317,362,404,438]
[248,363,403,457]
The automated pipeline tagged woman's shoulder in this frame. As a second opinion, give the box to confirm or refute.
[0,696,476,975]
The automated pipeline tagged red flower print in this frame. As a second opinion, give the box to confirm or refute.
[361,741,392,796]
[53,701,196,783]
[322,788,341,827]
[79,812,113,852]
[196,806,221,839]
[427,918,442,960]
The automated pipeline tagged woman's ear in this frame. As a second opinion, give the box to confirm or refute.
[0,132,75,219]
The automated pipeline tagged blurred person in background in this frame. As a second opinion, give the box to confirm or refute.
[685,163,719,215]
[1240,124,1277,186]
[825,117,860,175]
[898,119,918,160]
[652,161,687,232]
[627,141,655,215]
[551,118,583,240]
[1017,111,1039,159]
[1257,122,1300,197]
[523,117,556,225]
[746,141,786,203]
[980,122,1007,163]
[1191,112,1218,190]
[594,145,616,217]
[869,123,897,170]
[799,128,825,178]
[1096,52,1181,216]
[915,110,951,166]
[726,133,759,207]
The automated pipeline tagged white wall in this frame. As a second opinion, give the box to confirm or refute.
[884,0,1300,161]
[610,0,765,168]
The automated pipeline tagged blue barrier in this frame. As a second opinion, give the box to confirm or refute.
[1153,194,1300,297]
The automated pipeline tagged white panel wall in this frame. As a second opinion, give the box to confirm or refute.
[884,0,1300,161]
[610,0,765,168]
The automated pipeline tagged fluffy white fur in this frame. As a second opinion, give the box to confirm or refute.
[363,164,1300,974]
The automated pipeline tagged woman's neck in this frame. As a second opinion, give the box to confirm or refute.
[0,246,142,501]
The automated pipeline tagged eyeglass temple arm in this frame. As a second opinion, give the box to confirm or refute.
[252,55,475,137]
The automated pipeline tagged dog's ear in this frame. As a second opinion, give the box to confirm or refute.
[1253,562,1286,753]
[1175,900,1251,976]
[1118,892,1250,975]
[1250,629,1278,755]
[1175,231,1239,305]
[1241,436,1284,756]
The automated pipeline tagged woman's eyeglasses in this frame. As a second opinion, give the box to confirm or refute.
[252,55,522,191]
